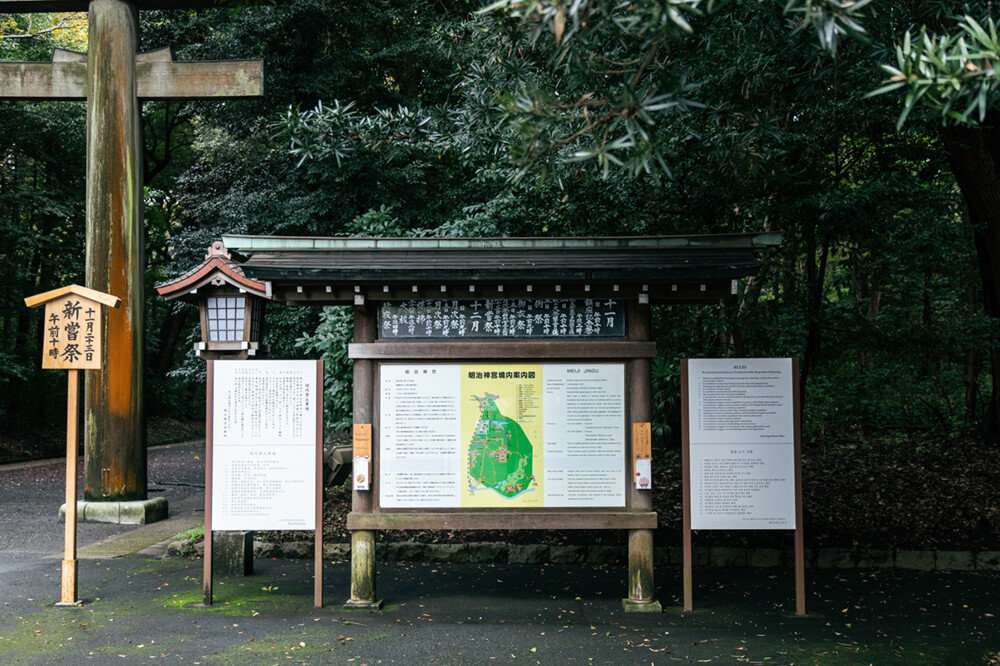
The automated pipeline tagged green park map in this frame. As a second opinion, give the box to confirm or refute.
[468,394,535,499]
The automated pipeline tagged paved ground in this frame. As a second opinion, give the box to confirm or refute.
[1,557,998,664]
[0,440,204,563]
[0,442,998,664]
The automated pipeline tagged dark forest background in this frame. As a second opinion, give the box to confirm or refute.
[1,1,997,475]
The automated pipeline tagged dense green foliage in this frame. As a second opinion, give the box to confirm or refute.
[0,1,996,454]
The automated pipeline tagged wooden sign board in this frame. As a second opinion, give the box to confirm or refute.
[24,284,118,371]
[42,295,103,370]
[205,359,324,607]
[378,299,626,339]
[23,283,119,607]
[346,303,660,612]
[681,357,805,615]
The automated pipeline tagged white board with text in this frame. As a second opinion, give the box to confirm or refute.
[212,360,320,531]
[378,363,626,509]
[687,358,796,530]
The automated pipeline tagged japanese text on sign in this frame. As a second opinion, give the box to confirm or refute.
[378,299,626,339]
[687,358,796,530]
[43,296,102,370]
[212,360,320,531]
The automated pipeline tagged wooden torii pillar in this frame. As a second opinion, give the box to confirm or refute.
[0,0,263,508]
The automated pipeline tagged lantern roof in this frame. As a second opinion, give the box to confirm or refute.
[155,241,270,302]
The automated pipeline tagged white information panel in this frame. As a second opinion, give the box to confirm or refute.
[379,363,626,508]
[212,360,319,531]
[688,358,796,530]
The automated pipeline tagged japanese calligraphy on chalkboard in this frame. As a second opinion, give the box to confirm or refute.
[378,299,626,340]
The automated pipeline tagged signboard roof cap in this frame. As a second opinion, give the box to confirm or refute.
[24,284,121,309]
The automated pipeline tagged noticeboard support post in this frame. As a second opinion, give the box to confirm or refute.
[314,361,324,609]
[204,360,215,606]
[681,360,693,612]
[792,358,805,616]
[681,358,805,616]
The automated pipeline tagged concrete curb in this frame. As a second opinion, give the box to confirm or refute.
[166,540,1000,572]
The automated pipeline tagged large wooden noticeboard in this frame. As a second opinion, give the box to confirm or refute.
[346,299,659,611]
[205,359,324,607]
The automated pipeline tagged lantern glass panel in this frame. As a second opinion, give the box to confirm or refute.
[206,295,246,341]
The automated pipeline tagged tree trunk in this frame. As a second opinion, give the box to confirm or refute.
[801,225,832,403]
[944,118,1000,442]
[153,304,189,381]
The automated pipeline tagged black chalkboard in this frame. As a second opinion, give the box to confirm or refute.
[378,299,626,339]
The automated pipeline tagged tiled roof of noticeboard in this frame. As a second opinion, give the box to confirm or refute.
[219,233,782,284]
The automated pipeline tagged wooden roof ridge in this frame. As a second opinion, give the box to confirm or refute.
[24,284,121,309]
[156,242,268,300]
[220,232,782,252]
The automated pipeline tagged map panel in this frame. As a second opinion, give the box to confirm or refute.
[461,365,543,508]
[379,363,625,509]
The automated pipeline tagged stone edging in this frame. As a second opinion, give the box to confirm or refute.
[166,539,1000,571]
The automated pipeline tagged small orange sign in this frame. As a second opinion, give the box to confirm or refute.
[353,423,372,458]
[632,422,652,459]
[633,422,652,490]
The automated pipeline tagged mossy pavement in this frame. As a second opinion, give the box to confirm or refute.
[0,550,997,664]
[1,441,997,663]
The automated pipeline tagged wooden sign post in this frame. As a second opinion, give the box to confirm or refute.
[24,284,121,606]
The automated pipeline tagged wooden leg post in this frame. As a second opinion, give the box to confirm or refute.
[57,369,82,607]
[681,359,693,611]
[346,530,381,610]
[793,358,806,616]
[624,528,660,612]
[345,305,381,610]
[203,361,214,606]
[622,303,661,613]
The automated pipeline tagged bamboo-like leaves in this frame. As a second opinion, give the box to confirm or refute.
[783,0,872,55]
[870,15,1000,129]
